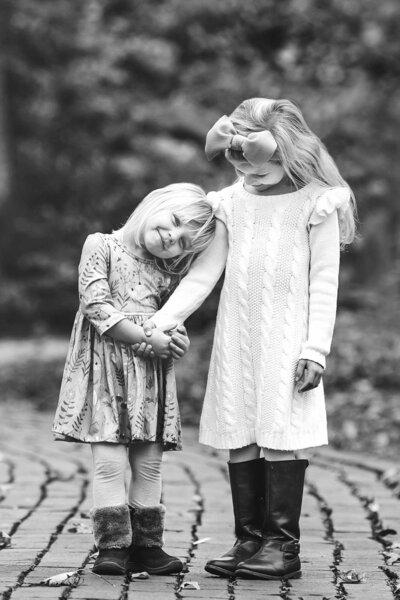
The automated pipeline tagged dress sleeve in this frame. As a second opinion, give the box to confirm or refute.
[308,186,351,227]
[299,210,341,368]
[78,233,127,336]
[150,219,229,330]
[207,190,229,226]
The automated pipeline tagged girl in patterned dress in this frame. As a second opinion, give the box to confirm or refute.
[147,99,357,580]
[52,183,217,575]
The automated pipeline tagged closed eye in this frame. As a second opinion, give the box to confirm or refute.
[173,214,181,226]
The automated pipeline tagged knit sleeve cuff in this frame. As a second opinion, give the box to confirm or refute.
[309,186,351,227]
[298,348,326,369]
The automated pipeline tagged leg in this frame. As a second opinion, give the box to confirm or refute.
[90,443,132,575]
[262,448,295,461]
[236,450,309,580]
[204,444,264,578]
[229,443,261,463]
[128,442,183,575]
[92,442,127,507]
[128,441,163,507]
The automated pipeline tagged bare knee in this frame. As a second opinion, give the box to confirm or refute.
[262,448,296,461]
[229,444,261,463]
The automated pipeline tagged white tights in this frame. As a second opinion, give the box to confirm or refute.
[91,442,163,508]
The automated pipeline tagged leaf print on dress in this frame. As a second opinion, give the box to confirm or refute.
[53,233,182,449]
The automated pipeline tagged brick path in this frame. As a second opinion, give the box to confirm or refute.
[0,401,400,600]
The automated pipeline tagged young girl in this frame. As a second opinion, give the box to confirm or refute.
[146,98,357,580]
[52,183,217,576]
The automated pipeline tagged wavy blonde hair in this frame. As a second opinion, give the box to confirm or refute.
[126,183,216,276]
[230,98,357,246]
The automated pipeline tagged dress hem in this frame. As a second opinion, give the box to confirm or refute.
[52,430,182,451]
[199,426,328,451]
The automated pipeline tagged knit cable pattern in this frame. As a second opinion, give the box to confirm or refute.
[275,203,305,436]
[214,191,236,429]
[235,197,257,429]
[258,203,283,422]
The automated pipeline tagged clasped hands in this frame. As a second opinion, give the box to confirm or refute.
[132,320,190,360]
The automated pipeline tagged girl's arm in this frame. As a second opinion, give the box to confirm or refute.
[79,234,148,346]
[299,210,341,369]
[149,219,229,330]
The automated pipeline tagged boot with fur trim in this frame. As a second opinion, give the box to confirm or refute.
[91,504,132,575]
[129,505,183,574]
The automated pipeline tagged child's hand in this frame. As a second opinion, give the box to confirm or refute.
[295,359,324,393]
[132,342,155,359]
[168,325,190,360]
[146,328,172,359]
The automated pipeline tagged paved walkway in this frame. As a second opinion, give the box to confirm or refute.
[0,401,399,600]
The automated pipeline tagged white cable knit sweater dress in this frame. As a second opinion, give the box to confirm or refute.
[151,180,351,451]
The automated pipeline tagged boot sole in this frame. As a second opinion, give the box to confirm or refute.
[204,564,234,578]
[132,560,183,575]
[235,567,302,580]
[92,562,126,575]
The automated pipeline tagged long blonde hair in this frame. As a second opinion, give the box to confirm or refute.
[126,183,216,276]
[230,98,357,246]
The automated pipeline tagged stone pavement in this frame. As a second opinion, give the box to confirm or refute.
[0,401,400,600]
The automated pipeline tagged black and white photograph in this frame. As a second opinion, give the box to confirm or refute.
[0,1,399,599]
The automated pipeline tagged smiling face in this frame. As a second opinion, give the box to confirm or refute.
[140,209,193,259]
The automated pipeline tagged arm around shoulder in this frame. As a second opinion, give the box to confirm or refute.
[151,219,229,330]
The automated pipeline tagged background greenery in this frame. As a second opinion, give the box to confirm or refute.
[0,0,399,456]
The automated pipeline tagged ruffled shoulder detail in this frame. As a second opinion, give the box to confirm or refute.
[207,184,235,225]
[309,186,351,227]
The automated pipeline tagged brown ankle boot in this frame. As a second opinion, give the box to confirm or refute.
[129,505,183,575]
[91,504,132,575]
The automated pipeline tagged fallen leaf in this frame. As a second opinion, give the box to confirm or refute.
[79,510,91,519]
[179,581,200,590]
[0,531,11,548]
[382,551,400,565]
[338,569,366,583]
[193,537,212,545]
[40,571,81,586]
[366,500,379,513]
[131,571,149,580]
[67,521,92,534]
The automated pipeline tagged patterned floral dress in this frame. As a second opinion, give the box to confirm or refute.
[52,231,181,450]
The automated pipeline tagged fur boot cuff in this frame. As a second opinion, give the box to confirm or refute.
[131,504,166,548]
[91,504,132,550]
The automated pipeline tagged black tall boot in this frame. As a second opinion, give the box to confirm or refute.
[204,458,264,578]
[235,459,308,580]
[91,504,132,575]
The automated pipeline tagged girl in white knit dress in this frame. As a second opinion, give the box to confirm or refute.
[145,98,357,580]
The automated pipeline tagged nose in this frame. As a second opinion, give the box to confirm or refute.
[167,229,176,247]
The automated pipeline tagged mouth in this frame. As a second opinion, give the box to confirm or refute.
[157,228,166,250]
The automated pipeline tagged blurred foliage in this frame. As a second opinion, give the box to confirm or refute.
[0,0,399,333]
